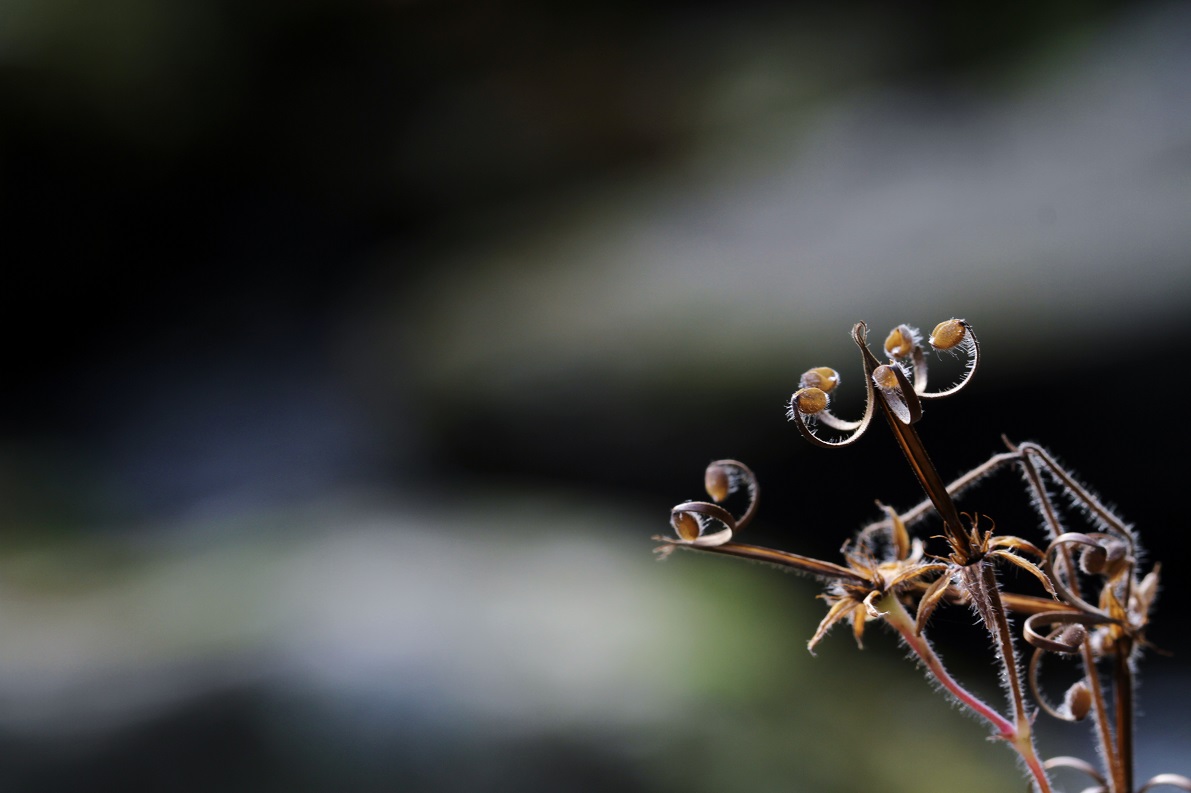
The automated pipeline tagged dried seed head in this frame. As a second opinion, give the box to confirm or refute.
[799,366,840,394]
[929,319,966,351]
[671,511,701,542]
[884,324,919,359]
[792,387,829,415]
[1063,680,1093,721]
[705,463,731,503]
[872,364,901,392]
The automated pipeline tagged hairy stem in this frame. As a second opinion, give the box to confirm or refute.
[1081,640,1122,793]
[878,593,1053,793]
[1115,644,1134,793]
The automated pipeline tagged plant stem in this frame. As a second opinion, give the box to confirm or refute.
[878,593,1053,793]
[1114,645,1134,793]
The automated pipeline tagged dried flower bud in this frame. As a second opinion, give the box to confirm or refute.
[671,511,701,542]
[792,387,829,415]
[799,366,840,394]
[705,463,731,503]
[872,364,901,392]
[929,319,966,350]
[1063,680,1093,721]
[884,324,918,359]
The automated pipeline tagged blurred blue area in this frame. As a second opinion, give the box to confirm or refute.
[1,1,1190,790]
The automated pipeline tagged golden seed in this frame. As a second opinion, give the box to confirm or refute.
[793,387,829,415]
[672,511,701,542]
[799,366,840,394]
[884,325,916,359]
[872,364,901,391]
[705,464,731,503]
[929,319,966,350]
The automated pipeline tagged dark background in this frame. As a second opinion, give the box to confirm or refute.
[1,1,1189,791]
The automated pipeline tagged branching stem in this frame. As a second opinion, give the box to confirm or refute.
[879,593,1053,793]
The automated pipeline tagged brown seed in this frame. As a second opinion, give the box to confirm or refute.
[793,387,829,415]
[799,366,840,394]
[929,319,966,350]
[672,511,701,542]
[705,464,731,503]
[1065,680,1093,721]
[884,325,917,359]
[872,364,901,391]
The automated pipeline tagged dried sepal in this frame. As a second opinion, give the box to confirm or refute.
[1133,565,1161,622]
[879,502,910,562]
[988,548,1058,599]
[915,572,954,635]
[808,596,858,654]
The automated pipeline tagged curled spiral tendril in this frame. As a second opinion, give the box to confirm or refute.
[787,319,980,448]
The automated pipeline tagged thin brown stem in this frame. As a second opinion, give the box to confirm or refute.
[1082,640,1122,793]
[880,592,1052,793]
[1115,645,1134,793]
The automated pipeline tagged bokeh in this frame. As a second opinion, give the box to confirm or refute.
[2,1,1190,791]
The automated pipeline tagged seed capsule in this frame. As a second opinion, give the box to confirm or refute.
[799,367,840,394]
[929,319,966,350]
[884,324,917,359]
[792,387,829,415]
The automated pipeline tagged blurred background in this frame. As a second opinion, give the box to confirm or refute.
[2,0,1190,790]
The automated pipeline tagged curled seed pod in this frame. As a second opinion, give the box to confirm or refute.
[872,364,901,392]
[671,511,701,542]
[792,387,829,415]
[884,324,919,359]
[705,463,731,503]
[1063,680,1093,721]
[929,318,966,350]
[799,366,840,394]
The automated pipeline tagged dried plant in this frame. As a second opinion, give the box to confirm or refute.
[656,319,1190,793]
